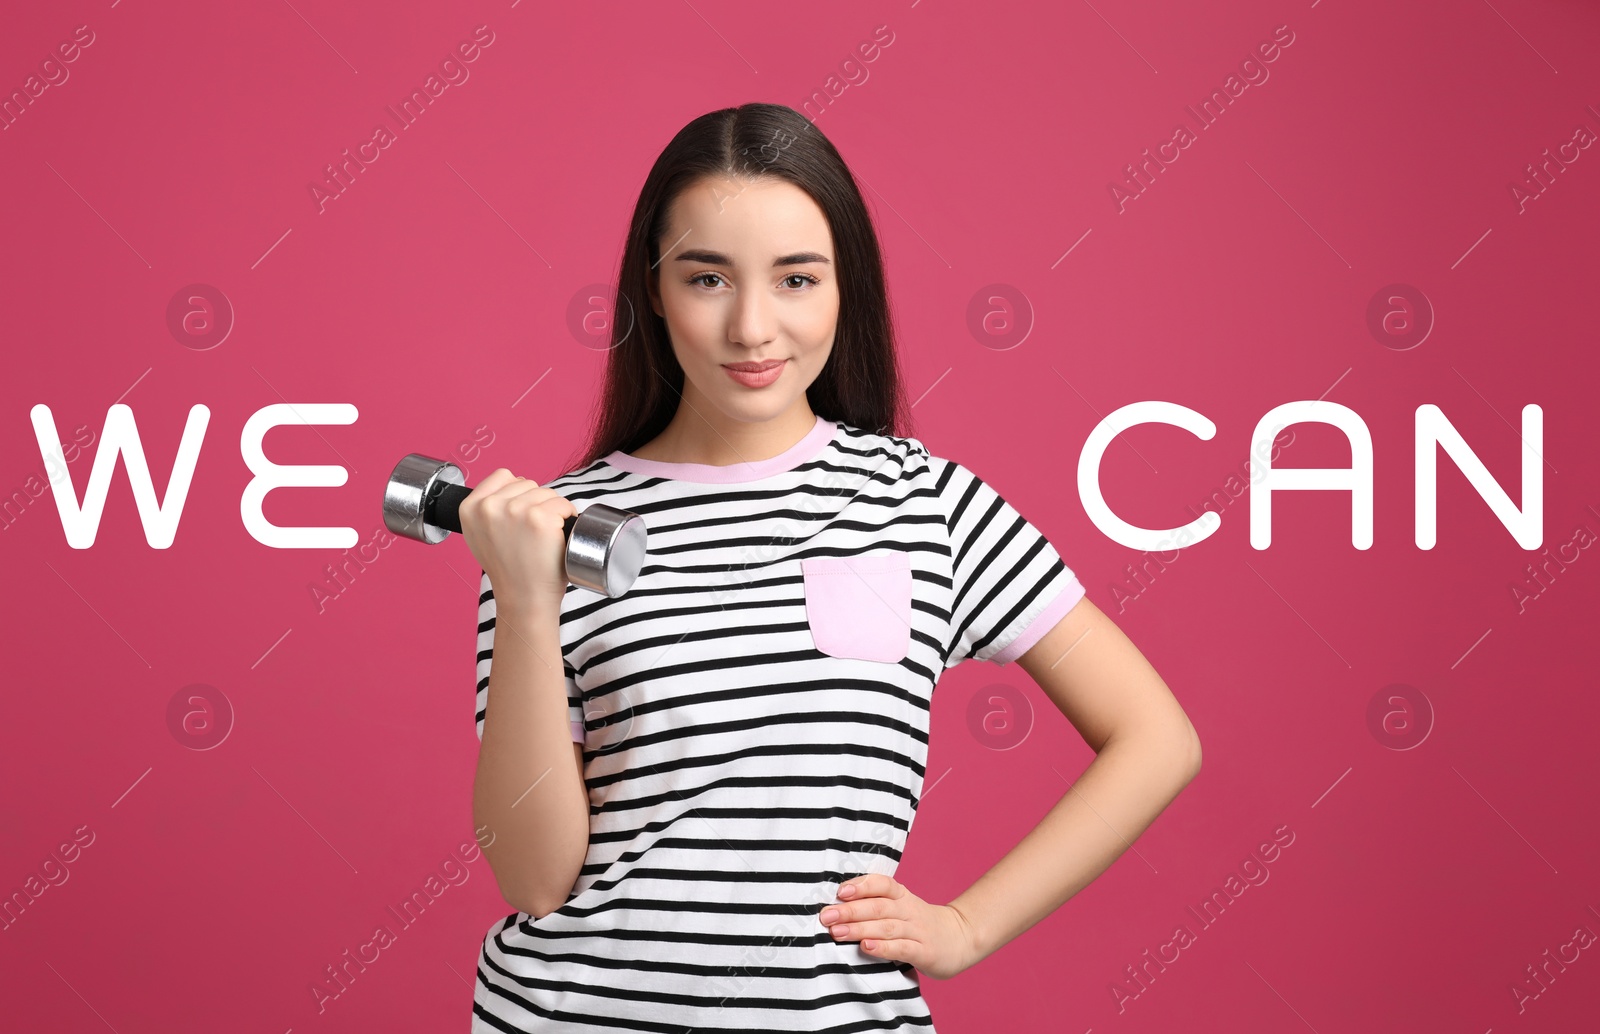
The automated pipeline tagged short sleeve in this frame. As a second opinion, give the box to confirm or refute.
[476,570,585,743]
[936,458,1087,667]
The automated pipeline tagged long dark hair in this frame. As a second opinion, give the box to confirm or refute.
[565,103,910,472]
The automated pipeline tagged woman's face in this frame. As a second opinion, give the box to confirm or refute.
[648,175,839,425]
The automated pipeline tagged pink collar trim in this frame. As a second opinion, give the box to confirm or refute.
[603,415,837,484]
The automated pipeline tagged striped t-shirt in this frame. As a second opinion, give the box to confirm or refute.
[471,413,1086,1032]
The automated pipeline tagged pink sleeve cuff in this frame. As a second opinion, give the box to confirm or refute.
[571,720,586,743]
[989,575,1086,666]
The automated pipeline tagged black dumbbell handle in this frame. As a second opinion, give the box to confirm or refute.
[425,480,578,538]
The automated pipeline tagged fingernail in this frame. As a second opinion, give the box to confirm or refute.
[820,908,839,924]
[839,885,856,899]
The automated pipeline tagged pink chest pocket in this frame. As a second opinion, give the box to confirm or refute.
[800,550,913,663]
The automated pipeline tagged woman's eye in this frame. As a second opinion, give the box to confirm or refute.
[688,272,818,291]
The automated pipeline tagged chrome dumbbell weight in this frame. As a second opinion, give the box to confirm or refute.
[383,453,647,598]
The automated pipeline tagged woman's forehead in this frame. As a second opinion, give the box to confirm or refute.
[661,177,833,257]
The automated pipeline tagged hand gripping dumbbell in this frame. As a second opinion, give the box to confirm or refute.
[383,454,648,598]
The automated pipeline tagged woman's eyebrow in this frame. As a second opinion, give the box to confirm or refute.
[673,249,832,267]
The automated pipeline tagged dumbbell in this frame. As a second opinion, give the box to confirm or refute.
[383,453,648,598]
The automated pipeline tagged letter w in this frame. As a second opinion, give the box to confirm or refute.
[30,404,209,548]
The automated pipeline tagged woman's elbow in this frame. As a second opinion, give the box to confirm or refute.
[503,885,559,920]
[1177,719,1202,783]
[519,898,559,921]
[486,866,559,920]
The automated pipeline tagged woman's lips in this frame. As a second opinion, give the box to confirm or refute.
[723,359,787,388]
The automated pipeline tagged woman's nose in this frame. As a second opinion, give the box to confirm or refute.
[728,290,777,346]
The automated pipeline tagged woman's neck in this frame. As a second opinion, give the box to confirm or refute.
[630,405,819,467]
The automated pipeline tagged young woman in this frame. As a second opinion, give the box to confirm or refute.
[459,102,1200,1033]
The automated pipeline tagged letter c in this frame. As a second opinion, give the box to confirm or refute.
[1080,402,1221,550]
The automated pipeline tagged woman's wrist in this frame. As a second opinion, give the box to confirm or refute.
[494,596,563,630]
[944,899,990,968]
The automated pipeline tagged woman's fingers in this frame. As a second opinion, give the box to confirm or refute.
[503,493,577,535]
[468,472,557,519]
[839,873,899,902]
[816,877,976,978]
[859,935,919,964]
[459,470,559,555]
[820,875,899,929]
[489,479,552,507]
[456,468,581,610]
[470,467,521,497]
[832,914,906,943]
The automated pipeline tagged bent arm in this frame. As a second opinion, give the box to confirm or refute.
[473,600,590,918]
[948,595,1201,965]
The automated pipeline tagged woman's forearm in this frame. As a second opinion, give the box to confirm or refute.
[947,718,1201,965]
[473,601,590,918]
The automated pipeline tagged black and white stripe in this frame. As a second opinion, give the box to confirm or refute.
[471,419,1084,1032]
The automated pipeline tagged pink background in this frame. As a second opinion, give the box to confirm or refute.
[4,1,1599,1031]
